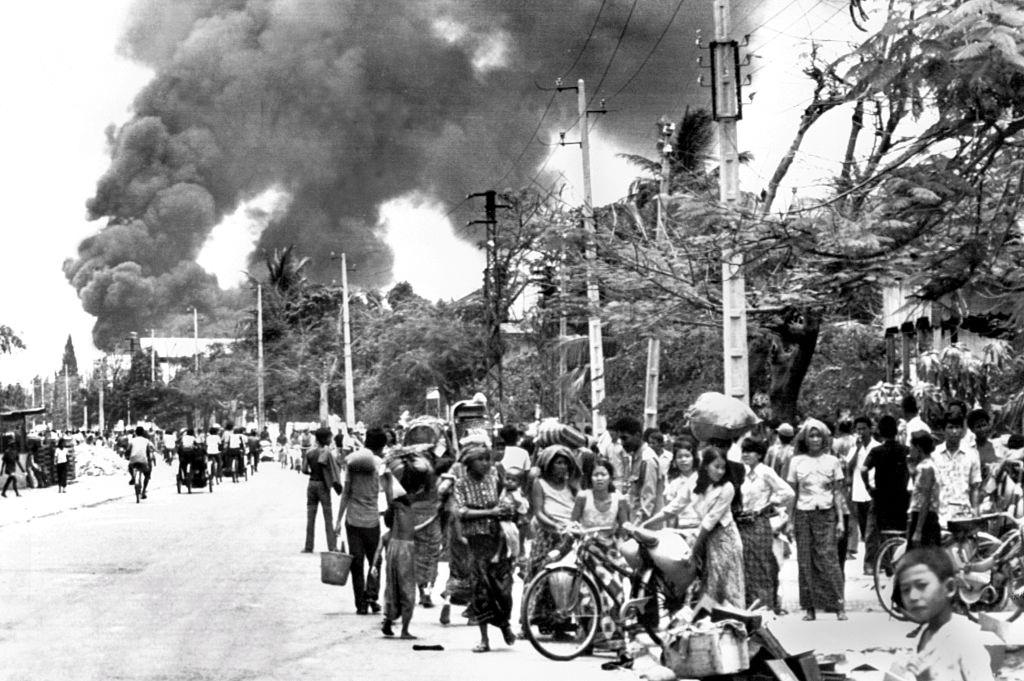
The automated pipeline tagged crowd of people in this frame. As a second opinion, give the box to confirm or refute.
[290,392,1024,662]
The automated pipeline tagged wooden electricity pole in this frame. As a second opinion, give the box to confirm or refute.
[341,253,356,426]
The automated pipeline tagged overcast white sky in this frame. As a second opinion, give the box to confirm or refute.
[0,1,858,387]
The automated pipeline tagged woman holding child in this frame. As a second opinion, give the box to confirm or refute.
[453,443,518,653]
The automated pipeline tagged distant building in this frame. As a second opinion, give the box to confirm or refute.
[881,282,1013,385]
[106,337,238,384]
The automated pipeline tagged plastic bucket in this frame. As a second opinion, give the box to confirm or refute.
[320,550,353,586]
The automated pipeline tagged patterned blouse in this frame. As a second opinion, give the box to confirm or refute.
[454,467,501,536]
[787,453,844,511]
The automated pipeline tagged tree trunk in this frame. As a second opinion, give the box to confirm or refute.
[765,308,821,423]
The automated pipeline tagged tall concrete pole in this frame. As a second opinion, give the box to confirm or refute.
[150,328,156,382]
[577,79,607,436]
[644,120,675,429]
[341,253,356,426]
[193,308,200,373]
[257,284,265,430]
[97,361,105,434]
[64,365,71,430]
[713,0,749,404]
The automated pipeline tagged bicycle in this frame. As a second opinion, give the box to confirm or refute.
[873,512,1024,621]
[522,525,693,661]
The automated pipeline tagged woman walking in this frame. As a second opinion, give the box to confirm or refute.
[787,419,848,621]
[54,437,72,493]
[664,437,698,527]
[737,437,793,613]
[453,443,517,653]
[526,445,580,582]
[568,460,631,653]
[644,447,745,608]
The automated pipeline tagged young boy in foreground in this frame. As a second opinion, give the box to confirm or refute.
[888,546,995,681]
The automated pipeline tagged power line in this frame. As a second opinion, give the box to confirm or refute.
[606,0,688,101]
[590,0,640,103]
[559,0,610,80]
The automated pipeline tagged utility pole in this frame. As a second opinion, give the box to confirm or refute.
[710,0,749,404]
[97,360,105,435]
[257,284,265,431]
[340,253,356,426]
[643,119,676,429]
[63,364,71,430]
[193,307,200,372]
[150,328,156,382]
[557,262,568,421]
[468,190,509,415]
[558,78,607,435]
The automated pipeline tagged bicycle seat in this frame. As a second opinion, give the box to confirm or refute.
[880,530,905,540]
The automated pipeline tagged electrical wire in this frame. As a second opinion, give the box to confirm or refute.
[590,0,640,103]
[481,0,612,195]
[605,0,687,101]
[558,0,610,80]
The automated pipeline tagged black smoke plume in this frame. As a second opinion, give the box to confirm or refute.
[67,0,784,349]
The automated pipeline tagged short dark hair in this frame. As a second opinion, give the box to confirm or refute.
[895,546,956,585]
[499,424,519,445]
[853,415,873,429]
[693,446,731,494]
[314,427,333,446]
[644,429,664,444]
[942,412,965,429]
[673,434,697,452]
[610,416,643,437]
[837,419,853,435]
[878,415,899,439]
[365,427,388,451]
[740,436,768,461]
[910,432,935,455]
[966,408,991,429]
[901,394,919,415]
[134,426,147,437]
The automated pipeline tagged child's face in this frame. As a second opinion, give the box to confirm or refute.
[590,466,610,490]
[899,564,954,624]
[504,477,520,492]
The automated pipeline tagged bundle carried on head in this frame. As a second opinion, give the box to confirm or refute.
[534,418,588,449]
[686,392,760,443]
[385,446,434,493]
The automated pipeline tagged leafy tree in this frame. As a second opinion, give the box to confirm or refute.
[62,335,78,375]
[0,326,25,355]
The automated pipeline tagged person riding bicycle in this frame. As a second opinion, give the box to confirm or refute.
[205,425,223,482]
[177,427,199,486]
[224,424,246,482]
[128,426,156,499]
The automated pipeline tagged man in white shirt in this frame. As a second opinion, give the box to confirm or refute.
[849,416,880,573]
[900,395,931,448]
[933,413,982,522]
[496,425,531,472]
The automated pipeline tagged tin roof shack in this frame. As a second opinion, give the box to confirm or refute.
[881,283,1017,415]
[1,407,51,488]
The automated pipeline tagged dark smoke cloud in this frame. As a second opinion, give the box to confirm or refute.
[67,0,787,348]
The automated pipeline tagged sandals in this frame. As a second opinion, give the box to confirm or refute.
[472,642,490,653]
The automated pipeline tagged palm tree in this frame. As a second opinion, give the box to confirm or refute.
[261,246,310,295]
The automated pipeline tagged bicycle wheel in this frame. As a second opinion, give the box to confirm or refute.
[873,537,909,621]
[630,571,680,646]
[523,566,601,661]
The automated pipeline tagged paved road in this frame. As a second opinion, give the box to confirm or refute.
[0,467,635,681]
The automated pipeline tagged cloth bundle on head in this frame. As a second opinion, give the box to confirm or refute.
[535,444,582,479]
[385,446,434,492]
[795,418,833,452]
[686,392,761,442]
[459,428,492,449]
[534,418,588,449]
[776,423,795,438]
[458,442,491,464]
